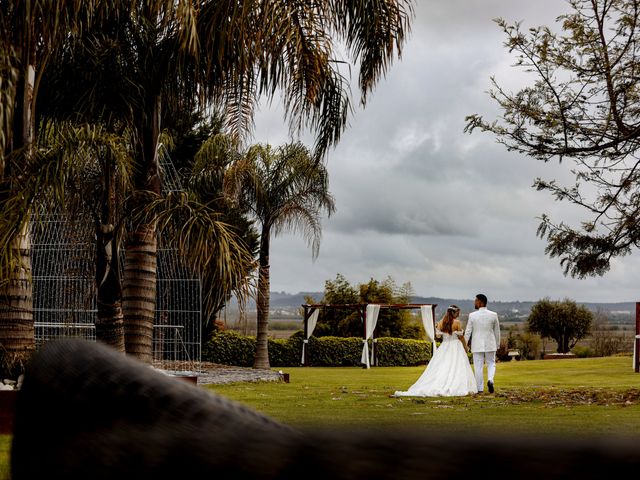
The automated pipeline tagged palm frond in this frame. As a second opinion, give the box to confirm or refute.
[197,0,413,158]
[224,140,335,259]
[134,190,256,317]
[0,42,18,170]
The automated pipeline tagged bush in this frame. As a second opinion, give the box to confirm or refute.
[306,336,364,366]
[203,331,433,367]
[269,336,303,367]
[572,345,594,358]
[496,340,510,362]
[203,330,255,367]
[374,337,431,366]
[204,330,301,367]
[591,330,628,357]
[517,332,541,360]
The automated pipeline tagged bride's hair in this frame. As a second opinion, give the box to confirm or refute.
[440,305,460,334]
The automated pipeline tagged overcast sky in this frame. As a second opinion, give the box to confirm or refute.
[250,0,640,303]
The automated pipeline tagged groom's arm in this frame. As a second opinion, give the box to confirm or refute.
[464,316,473,343]
[493,313,501,347]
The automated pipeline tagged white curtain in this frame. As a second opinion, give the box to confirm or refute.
[420,305,437,353]
[361,304,380,369]
[301,309,320,364]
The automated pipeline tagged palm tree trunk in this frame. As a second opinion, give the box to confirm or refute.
[253,227,271,369]
[0,41,36,378]
[123,97,161,363]
[123,224,157,363]
[95,153,125,351]
[0,224,35,378]
[95,223,125,352]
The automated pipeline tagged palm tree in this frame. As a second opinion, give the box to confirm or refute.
[96,0,413,363]
[186,133,259,342]
[0,0,100,377]
[36,123,134,352]
[225,142,335,369]
[34,1,201,362]
[12,0,413,367]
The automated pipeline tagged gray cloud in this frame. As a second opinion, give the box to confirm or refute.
[252,0,640,303]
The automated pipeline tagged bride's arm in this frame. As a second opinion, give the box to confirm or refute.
[435,320,443,339]
[453,320,469,352]
[459,335,470,353]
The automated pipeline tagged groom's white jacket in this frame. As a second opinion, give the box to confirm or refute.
[464,307,500,353]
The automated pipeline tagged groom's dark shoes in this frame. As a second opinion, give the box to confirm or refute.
[488,380,494,394]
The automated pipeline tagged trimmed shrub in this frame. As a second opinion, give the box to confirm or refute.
[203,330,255,367]
[374,337,431,366]
[306,336,363,366]
[203,331,433,367]
[269,336,303,367]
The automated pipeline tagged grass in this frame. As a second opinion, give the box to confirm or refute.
[206,356,640,438]
[1,357,639,477]
[0,436,9,480]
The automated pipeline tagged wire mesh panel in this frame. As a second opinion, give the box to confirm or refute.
[154,249,201,373]
[154,146,202,373]
[31,149,201,373]
[32,213,97,349]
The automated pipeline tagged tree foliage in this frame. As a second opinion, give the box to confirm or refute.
[466,0,640,278]
[0,0,414,370]
[312,274,422,339]
[186,132,259,339]
[527,298,593,353]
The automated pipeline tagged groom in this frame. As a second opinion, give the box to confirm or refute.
[464,294,500,394]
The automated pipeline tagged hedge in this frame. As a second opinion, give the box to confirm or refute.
[203,331,432,367]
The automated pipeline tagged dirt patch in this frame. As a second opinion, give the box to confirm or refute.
[154,360,283,385]
[495,388,640,407]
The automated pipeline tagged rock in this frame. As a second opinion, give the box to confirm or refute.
[3,379,16,386]
[17,374,24,389]
[0,384,14,391]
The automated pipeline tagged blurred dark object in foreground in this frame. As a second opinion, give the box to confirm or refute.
[11,339,640,479]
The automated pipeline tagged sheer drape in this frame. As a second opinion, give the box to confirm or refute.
[420,305,436,353]
[301,309,320,364]
[361,304,380,368]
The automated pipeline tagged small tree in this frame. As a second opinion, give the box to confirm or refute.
[465,0,640,278]
[314,274,422,339]
[225,142,335,369]
[527,298,593,353]
[314,274,360,337]
[517,331,542,360]
[590,309,628,357]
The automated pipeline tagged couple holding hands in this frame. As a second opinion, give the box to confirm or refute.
[395,294,501,397]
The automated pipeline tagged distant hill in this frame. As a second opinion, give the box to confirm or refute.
[251,292,637,321]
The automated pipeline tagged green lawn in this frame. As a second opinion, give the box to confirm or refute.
[1,357,639,478]
[206,356,640,437]
[0,435,9,480]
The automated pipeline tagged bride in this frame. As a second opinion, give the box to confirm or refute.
[394,305,477,397]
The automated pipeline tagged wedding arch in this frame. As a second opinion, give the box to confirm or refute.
[300,303,437,368]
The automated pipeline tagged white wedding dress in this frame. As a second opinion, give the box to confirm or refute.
[394,330,477,397]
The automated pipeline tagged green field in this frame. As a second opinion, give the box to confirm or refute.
[207,356,640,437]
[1,356,639,477]
[0,436,8,480]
